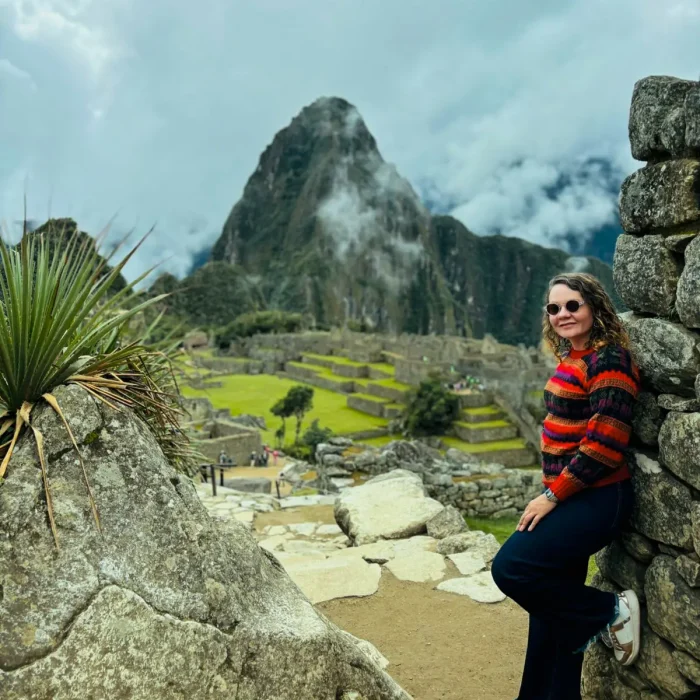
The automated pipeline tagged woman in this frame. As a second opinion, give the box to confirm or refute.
[491,272,641,700]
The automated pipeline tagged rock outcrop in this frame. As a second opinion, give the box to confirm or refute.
[0,384,410,699]
[582,74,700,699]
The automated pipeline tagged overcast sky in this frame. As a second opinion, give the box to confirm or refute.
[1,0,699,282]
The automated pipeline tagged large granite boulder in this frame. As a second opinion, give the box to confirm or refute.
[613,234,682,317]
[628,450,694,550]
[626,317,700,396]
[645,556,700,662]
[676,235,700,328]
[619,159,700,233]
[631,392,665,446]
[334,469,444,546]
[658,411,700,490]
[0,384,410,700]
[628,76,699,161]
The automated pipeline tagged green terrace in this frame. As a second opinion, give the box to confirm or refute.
[280,351,537,466]
[181,347,538,467]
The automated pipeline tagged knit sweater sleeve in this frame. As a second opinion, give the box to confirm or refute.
[548,345,640,502]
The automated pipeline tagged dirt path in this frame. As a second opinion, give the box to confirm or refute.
[319,572,528,700]
[255,505,528,700]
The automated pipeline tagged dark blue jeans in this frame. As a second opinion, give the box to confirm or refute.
[491,480,634,700]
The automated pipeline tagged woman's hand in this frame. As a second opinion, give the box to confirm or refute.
[517,494,558,532]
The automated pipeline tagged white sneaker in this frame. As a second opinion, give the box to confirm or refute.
[604,590,641,666]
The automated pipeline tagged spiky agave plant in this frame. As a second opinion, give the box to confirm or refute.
[0,221,193,548]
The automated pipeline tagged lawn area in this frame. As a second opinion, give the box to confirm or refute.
[180,374,387,444]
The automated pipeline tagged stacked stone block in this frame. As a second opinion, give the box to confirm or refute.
[582,75,700,699]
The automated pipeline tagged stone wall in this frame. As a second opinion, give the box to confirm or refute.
[315,439,541,520]
[196,431,262,466]
[581,75,700,699]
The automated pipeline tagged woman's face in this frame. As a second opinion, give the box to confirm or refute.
[547,283,594,347]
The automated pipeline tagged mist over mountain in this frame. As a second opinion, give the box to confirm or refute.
[188,96,622,345]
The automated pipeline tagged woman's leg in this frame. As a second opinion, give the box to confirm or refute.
[492,482,631,655]
[515,557,589,700]
[516,614,555,699]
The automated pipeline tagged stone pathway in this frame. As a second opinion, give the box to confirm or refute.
[194,480,506,607]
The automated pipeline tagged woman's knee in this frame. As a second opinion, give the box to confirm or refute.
[491,546,518,595]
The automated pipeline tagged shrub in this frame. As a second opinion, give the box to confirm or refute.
[0,221,197,548]
[402,376,460,437]
[302,419,333,461]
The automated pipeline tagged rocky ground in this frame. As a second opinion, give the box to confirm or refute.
[195,465,530,700]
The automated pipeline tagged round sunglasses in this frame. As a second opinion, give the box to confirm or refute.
[544,300,586,316]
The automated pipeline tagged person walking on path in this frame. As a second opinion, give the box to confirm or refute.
[491,272,642,700]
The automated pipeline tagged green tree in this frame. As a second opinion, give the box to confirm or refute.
[403,376,460,437]
[271,396,293,446]
[285,385,314,444]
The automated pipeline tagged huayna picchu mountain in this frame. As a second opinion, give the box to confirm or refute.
[200,96,622,346]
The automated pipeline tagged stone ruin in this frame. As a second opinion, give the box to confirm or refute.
[179,397,263,467]
[302,438,542,520]
[223,327,554,410]
[581,75,700,699]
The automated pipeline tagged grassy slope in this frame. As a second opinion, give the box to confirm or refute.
[181,374,387,444]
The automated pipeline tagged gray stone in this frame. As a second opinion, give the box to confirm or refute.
[628,318,700,396]
[628,450,694,549]
[676,555,700,588]
[635,618,699,699]
[447,551,486,576]
[632,392,665,446]
[223,477,272,494]
[646,556,700,661]
[445,448,479,465]
[582,642,649,700]
[658,394,700,412]
[677,235,700,328]
[658,411,700,490]
[613,234,682,316]
[685,87,700,150]
[665,232,698,252]
[435,572,505,604]
[426,505,467,539]
[620,531,658,565]
[435,531,501,562]
[0,384,409,700]
[658,543,686,557]
[596,541,648,602]
[673,649,700,686]
[278,555,382,605]
[385,551,447,583]
[334,469,444,545]
[692,503,700,561]
[329,437,354,447]
[620,159,700,233]
[628,76,698,161]
[660,107,688,157]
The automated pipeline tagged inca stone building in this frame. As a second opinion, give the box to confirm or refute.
[582,75,700,699]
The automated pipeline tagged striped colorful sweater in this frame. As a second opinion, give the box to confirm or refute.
[541,343,640,502]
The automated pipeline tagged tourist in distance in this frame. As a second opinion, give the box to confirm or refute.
[491,272,642,699]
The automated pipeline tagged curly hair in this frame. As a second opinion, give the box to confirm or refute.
[542,272,630,361]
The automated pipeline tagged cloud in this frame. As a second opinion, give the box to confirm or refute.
[0,58,36,89]
[0,0,699,283]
